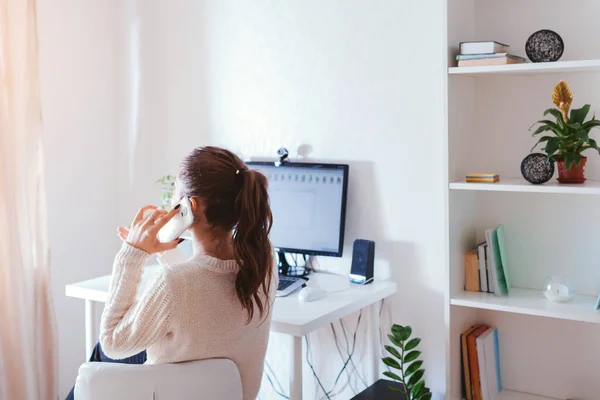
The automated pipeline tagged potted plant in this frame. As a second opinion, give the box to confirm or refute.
[530,80,600,183]
[156,175,176,209]
[381,325,431,400]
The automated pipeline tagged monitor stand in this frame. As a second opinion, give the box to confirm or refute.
[277,251,310,277]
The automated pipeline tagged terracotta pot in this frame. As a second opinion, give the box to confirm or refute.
[557,157,587,184]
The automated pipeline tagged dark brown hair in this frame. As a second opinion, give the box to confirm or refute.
[180,146,273,321]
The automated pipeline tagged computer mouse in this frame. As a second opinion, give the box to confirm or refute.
[298,287,327,302]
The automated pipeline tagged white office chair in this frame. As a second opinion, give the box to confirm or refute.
[74,359,243,400]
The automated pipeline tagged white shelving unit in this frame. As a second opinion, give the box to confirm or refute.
[450,178,600,195]
[448,59,600,76]
[451,288,600,325]
[446,0,600,399]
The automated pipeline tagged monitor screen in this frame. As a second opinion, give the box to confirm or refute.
[247,162,349,257]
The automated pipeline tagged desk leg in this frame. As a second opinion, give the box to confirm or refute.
[290,335,303,400]
[85,299,95,359]
[367,302,381,383]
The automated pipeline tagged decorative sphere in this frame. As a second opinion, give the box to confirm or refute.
[521,153,554,184]
[543,276,574,303]
[526,30,564,63]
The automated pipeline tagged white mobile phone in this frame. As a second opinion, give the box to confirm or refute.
[157,197,194,243]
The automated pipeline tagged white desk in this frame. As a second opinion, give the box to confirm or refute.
[66,267,397,400]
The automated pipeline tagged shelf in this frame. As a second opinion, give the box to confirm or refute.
[449,178,600,195]
[464,390,559,400]
[448,59,600,76]
[451,288,600,324]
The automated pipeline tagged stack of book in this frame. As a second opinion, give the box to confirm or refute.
[466,174,499,183]
[461,325,502,400]
[464,224,511,296]
[457,41,526,67]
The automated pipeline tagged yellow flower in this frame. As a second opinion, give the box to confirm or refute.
[552,81,573,122]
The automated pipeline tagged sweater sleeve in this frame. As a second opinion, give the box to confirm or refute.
[99,243,173,360]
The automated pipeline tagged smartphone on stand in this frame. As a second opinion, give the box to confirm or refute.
[157,197,194,242]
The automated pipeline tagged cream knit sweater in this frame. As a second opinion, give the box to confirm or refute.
[99,243,276,400]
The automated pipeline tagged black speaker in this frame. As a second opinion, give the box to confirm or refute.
[349,239,375,284]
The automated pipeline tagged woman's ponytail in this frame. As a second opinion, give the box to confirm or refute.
[180,146,274,322]
[233,169,273,321]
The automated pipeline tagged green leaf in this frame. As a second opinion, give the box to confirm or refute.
[395,326,412,341]
[412,381,425,397]
[419,392,433,400]
[531,136,554,152]
[389,385,403,392]
[531,124,553,136]
[582,119,600,130]
[385,345,402,360]
[382,357,401,370]
[408,369,425,388]
[391,324,404,338]
[388,334,402,348]
[405,360,423,377]
[544,107,564,122]
[405,338,421,351]
[383,371,402,382]
[564,152,576,171]
[544,137,559,155]
[404,350,421,363]
[570,104,591,124]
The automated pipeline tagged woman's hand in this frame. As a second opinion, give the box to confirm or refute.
[117,205,183,254]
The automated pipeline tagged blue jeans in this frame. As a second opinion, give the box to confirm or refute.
[65,342,146,400]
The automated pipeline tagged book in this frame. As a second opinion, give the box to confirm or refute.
[477,243,488,292]
[485,228,509,296]
[495,225,511,292]
[457,53,508,61]
[465,250,480,292]
[459,41,509,55]
[484,244,493,293]
[458,54,526,67]
[484,328,502,399]
[467,325,490,400]
[466,174,500,183]
[461,325,481,400]
[476,328,491,400]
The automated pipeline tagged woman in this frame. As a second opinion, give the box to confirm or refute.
[67,146,276,400]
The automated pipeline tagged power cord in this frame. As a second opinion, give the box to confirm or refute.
[305,335,332,400]
[264,359,289,399]
[330,323,357,394]
[338,320,368,388]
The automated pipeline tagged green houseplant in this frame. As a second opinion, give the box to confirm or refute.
[530,80,600,183]
[382,324,431,400]
[156,175,176,209]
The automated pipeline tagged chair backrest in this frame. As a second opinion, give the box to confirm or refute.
[74,359,243,400]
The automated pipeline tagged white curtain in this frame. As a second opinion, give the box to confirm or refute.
[0,0,57,399]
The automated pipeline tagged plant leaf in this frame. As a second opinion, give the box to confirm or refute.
[412,381,425,397]
[385,345,402,360]
[389,385,403,392]
[419,392,433,400]
[383,371,402,382]
[391,324,404,338]
[405,338,421,351]
[404,350,421,363]
[382,357,401,370]
[544,108,565,123]
[388,334,402,348]
[408,369,425,388]
[544,137,559,155]
[570,104,591,125]
[405,360,423,377]
[397,326,412,341]
[531,124,553,136]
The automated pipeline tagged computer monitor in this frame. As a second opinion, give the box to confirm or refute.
[247,161,349,260]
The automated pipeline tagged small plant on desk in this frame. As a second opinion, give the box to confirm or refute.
[382,324,431,400]
[156,175,176,209]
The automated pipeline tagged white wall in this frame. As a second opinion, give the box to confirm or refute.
[158,1,448,398]
[39,0,448,397]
